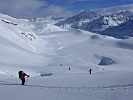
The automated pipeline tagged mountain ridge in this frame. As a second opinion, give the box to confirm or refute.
[56,4,133,39]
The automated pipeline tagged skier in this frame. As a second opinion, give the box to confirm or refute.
[18,71,29,85]
[69,67,71,70]
[89,69,92,74]
[60,64,63,67]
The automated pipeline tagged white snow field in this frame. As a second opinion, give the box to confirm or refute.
[0,13,133,100]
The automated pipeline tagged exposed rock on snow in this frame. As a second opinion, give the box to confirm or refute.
[98,57,115,66]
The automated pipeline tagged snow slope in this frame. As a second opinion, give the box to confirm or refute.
[0,13,54,76]
[0,13,133,100]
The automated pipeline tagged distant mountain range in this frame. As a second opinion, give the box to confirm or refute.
[56,4,133,39]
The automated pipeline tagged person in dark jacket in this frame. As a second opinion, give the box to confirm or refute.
[89,69,92,74]
[19,71,29,85]
[69,67,71,70]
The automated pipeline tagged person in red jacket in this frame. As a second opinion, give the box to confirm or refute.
[19,71,29,85]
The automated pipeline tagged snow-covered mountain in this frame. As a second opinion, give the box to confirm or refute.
[56,10,101,29]
[0,13,54,75]
[80,10,133,32]
[57,4,133,39]
[1,6,133,100]
[93,4,133,15]
[101,17,133,38]
[1,11,133,76]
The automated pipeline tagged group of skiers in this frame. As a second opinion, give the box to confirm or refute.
[18,68,92,85]
[60,64,92,73]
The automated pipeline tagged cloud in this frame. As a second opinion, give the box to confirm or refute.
[0,0,46,18]
[43,5,74,17]
[0,0,74,18]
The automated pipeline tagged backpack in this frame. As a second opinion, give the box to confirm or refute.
[18,71,23,78]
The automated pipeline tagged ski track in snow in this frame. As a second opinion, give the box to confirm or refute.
[0,80,133,91]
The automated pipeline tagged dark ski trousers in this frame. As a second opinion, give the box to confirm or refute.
[21,79,25,85]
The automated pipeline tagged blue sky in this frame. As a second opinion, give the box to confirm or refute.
[0,0,133,18]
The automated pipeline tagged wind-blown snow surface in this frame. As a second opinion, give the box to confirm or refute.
[0,13,133,100]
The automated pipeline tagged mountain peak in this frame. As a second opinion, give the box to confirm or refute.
[93,4,133,15]
[56,4,133,39]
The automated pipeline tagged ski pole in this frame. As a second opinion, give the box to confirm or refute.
[25,76,29,85]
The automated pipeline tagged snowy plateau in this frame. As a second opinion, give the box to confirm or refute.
[0,4,133,100]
